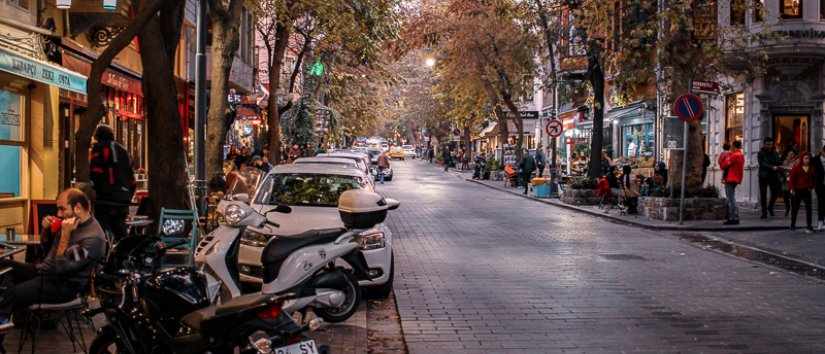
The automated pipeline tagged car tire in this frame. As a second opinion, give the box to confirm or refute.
[366,253,394,299]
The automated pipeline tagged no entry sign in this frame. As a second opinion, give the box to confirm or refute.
[546,119,563,138]
[672,94,704,123]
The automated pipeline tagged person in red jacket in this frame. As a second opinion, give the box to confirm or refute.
[719,141,745,225]
[788,152,815,233]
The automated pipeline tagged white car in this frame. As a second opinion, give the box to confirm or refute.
[316,152,370,176]
[238,163,395,297]
[402,145,416,159]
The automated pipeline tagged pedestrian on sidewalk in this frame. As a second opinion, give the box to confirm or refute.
[442,148,451,172]
[89,124,135,240]
[622,165,641,215]
[519,149,536,195]
[428,148,434,164]
[718,143,731,181]
[789,152,816,233]
[720,141,744,225]
[758,137,783,219]
[812,146,825,230]
[535,146,546,178]
[377,150,391,184]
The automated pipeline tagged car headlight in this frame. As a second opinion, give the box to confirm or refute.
[357,230,386,250]
[240,228,272,247]
[224,204,250,226]
[161,219,185,236]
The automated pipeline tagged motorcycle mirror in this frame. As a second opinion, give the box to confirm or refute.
[265,204,292,215]
[231,193,250,204]
[384,198,400,211]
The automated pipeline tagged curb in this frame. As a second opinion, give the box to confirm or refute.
[465,177,825,279]
[465,178,789,232]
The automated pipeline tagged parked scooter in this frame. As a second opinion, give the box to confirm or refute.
[86,236,326,354]
[195,189,400,323]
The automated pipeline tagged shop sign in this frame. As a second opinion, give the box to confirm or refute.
[0,48,86,94]
[62,52,142,95]
[664,116,685,149]
[509,111,539,120]
[692,80,720,95]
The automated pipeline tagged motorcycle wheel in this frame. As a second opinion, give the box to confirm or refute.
[88,330,125,354]
[316,269,361,323]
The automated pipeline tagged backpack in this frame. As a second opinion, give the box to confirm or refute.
[90,141,136,205]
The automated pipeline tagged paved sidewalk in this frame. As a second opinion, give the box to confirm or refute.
[462,172,825,270]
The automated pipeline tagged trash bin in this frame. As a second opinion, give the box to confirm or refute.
[532,178,551,198]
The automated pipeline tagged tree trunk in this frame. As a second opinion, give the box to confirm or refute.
[267,22,291,165]
[74,0,165,182]
[587,40,605,180]
[495,106,509,154]
[462,124,471,158]
[139,0,188,217]
[205,0,242,179]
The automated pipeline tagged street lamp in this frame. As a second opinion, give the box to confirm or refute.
[424,57,436,68]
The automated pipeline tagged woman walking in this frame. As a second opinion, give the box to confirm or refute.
[782,150,798,217]
[788,152,816,233]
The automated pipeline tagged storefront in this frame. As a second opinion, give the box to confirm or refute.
[608,101,656,173]
[60,50,146,182]
[0,46,86,232]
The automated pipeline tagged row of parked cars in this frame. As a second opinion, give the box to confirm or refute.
[238,150,395,298]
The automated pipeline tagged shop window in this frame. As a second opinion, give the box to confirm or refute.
[7,0,30,10]
[781,0,802,18]
[622,123,654,159]
[0,89,23,199]
[731,0,746,25]
[725,93,744,144]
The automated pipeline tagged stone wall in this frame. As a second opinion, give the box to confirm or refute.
[641,197,727,221]
[561,189,601,206]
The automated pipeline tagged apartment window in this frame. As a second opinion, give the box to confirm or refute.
[7,0,30,10]
[725,93,744,144]
[0,89,23,199]
[754,0,765,22]
[781,0,802,18]
[730,0,746,25]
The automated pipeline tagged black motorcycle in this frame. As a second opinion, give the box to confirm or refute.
[86,236,325,354]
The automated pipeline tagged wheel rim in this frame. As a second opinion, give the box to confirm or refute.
[324,277,357,317]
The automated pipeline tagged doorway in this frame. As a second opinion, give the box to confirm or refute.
[774,115,810,156]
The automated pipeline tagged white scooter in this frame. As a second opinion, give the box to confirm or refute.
[195,189,399,323]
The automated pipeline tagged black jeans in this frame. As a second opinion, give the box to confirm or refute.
[95,204,129,240]
[536,164,545,177]
[791,189,813,229]
[759,175,781,215]
[523,174,532,194]
[0,260,79,317]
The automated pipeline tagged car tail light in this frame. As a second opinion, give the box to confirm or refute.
[257,303,283,320]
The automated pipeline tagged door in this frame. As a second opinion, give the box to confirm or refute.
[773,115,810,156]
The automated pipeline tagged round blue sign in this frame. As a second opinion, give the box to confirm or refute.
[672,94,704,122]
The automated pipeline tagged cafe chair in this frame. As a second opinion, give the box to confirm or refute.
[157,208,200,266]
[16,295,88,354]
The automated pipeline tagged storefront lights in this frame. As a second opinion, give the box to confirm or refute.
[103,0,117,11]
[56,0,72,9]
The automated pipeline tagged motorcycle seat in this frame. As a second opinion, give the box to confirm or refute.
[181,293,274,330]
[261,228,347,282]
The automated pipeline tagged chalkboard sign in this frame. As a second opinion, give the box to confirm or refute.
[29,200,57,235]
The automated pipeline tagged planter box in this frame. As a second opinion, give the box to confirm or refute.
[640,197,726,221]
[561,189,600,205]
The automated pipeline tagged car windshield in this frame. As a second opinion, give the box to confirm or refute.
[255,173,365,207]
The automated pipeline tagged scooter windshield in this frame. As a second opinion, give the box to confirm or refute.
[226,167,262,201]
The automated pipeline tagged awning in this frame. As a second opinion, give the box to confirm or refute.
[606,101,655,124]
[479,122,497,137]
[0,47,86,94]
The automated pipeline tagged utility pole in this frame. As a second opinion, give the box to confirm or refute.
[655,0,666,165]
[194,0,208,214]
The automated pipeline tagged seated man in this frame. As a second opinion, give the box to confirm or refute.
[0,188,106,337]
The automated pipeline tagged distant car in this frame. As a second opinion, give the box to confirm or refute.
[388,147,405,160]
[402,145,416,159]
[238,163,394,297]
[381,143,389,152]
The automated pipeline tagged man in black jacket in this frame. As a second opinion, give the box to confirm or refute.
[757,137,782,219]
[519,150,536,195]
[813,145,825,230]
[90,125,135,240]
[0,189,106,336]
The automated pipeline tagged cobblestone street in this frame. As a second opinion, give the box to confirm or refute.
[378,160,825,354]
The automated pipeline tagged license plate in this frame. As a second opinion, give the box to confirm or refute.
[272,340,319,354]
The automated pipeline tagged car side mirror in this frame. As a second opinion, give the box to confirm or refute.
[231,193,250,204]
[384,198,400,211]
[266,204,292,215]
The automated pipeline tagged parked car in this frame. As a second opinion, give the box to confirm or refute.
[388,147,406,160]
[294,157,360,169]
[402,145,416,159]
[238,163,395,298]
[316,152,370,175]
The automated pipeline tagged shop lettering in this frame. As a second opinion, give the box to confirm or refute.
[11,59,36,77]
[772,29,825,39]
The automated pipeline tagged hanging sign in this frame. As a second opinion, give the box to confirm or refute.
[0,48,86,94]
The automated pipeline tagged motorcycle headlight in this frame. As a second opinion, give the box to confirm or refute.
[224,204,250,226]
[161,219,185,236]
[241,228,273,247]
[357,230,386,250]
